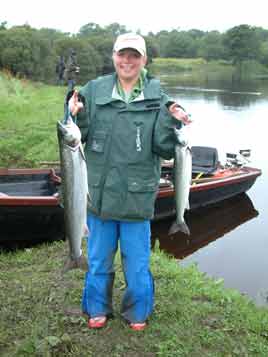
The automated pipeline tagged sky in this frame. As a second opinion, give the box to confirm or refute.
[2,0,268,35]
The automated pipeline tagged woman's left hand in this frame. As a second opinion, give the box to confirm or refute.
[169,103,192,125]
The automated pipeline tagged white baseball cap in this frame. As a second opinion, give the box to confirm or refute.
[113,33,146,56]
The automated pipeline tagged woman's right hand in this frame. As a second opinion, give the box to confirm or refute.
[68,90,84,116]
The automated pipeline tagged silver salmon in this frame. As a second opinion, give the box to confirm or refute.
[169,127,192,235]
[57,116,89,272]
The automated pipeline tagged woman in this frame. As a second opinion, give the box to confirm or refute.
[68,33,191,330]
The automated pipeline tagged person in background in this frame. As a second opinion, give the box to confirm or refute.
[65,49,80,91]
[68,33,191,331]
[56,55,65,86]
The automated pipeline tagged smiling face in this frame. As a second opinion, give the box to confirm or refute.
[112,48,147,85]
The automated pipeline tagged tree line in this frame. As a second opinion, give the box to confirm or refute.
[0,21,268,84]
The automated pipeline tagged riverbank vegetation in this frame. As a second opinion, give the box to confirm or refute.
[0,71,63,167]
[0,21,268,84]
[1,240,268,356]
[149,57,234,82]
[150,56,268,79]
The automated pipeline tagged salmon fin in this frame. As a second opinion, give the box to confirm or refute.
[168,221,190,236]
[62,255,88,274]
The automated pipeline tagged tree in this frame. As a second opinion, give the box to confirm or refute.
[144,35,160,63]
[188,29,206,40]
[223,25,261,76]
[198,31,225,61]
[156,30,170,57]
[259,41,268,66]
[86,35,114,74]
[0,21,7,30]
[104,23,128,37]
[0,26,39,77]
[0,25,56,82]
[78,23,105,37]
[162,30,197,58]
[224,25,261,64]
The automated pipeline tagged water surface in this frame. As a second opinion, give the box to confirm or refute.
[152,78,268,306]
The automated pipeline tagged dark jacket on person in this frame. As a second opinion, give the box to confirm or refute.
[76,73,182,221]
[56,57,65,79]
[64,54,78,81]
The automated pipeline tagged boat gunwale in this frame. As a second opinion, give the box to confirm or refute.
[158,166,261,198]
[0,166,262,206]
[0,168,56,175]
[0,196,59,206]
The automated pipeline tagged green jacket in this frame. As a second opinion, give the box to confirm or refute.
[77,73,182,221]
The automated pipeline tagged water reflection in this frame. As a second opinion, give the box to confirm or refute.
[165,77,268,109]
[151,193,258,259]
[168,86,262,108]
[215,91,261,109]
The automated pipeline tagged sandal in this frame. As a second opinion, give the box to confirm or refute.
[129,322,147,331]
[88,316,107,329]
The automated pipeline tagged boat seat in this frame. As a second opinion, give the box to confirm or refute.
[191,146,219,175]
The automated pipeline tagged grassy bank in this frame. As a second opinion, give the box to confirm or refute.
[0,71,65,167]
[149,58,268,84]
[149,58,208,72]
[0,240,268,356]
[148,58,234,83]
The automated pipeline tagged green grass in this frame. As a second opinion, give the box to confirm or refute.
[148,58,235,86]
[150,57,207,72]
[149,57,230,73]
[0,71,66,167]
[0,240,268,356]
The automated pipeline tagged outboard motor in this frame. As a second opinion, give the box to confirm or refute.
[226,149,251,167]
[239,149,251,158]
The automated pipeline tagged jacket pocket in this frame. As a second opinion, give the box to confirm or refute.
[126,173,158,219]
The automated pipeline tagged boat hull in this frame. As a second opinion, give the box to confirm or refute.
[155,167,261,220]
[0,205,64,243]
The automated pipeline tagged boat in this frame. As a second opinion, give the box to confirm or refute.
[0,168,64,245]
[0,146,261,243]
[155,146,261,220]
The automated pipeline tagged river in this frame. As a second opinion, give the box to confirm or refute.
[151,77,268,307]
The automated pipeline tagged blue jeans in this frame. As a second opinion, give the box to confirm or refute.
[82,214,154,323]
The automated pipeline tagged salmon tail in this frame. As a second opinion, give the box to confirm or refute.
[168,220,190,236]
[62,255,88,274]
